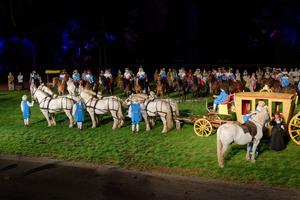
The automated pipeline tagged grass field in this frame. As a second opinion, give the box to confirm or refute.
[0,90,299,189]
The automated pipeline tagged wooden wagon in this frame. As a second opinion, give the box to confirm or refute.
[176,95,235,137]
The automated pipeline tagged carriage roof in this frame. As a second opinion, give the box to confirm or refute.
[234,92,297,124]
[234,92,295,100]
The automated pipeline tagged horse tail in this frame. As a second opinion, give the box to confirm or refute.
[216,127,224,168]
[166,103,174,131]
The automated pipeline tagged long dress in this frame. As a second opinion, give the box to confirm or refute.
[131,103,141,125]
[73,102,85,123]
[269,120,286,151]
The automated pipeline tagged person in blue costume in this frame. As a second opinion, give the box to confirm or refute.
[213,88,228,112]
[86,70,94,88]
[20,95,34,127]
[131,97,141,133]
[72,96,85,130]
[279,75,289,87]
[242,101,266,123]
[159,68,167,79]
[72,70,81,87]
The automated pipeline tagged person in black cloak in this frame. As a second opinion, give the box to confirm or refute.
[269,112,286,151]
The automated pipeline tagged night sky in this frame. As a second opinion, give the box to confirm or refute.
[1,0,300,77]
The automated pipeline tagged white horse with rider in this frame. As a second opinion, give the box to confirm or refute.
[216,101,270,168]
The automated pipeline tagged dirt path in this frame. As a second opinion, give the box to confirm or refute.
[0,155,299,200]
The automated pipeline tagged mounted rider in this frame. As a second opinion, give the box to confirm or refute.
[136,66,147,81]
[226,68,236,82]
[59,69,67,81]
[30,70,41,86]
[277,73,289,88]
[72,70,81,87]
[216,68,224,80]
[235,69,241,81]
[104,69,113,85]
[242,70,248,82]
[86,70,94,87]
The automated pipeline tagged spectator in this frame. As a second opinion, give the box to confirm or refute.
[8,72,15,91]
[17,72,24,90]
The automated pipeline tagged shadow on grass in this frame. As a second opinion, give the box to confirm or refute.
[224,144,246,162]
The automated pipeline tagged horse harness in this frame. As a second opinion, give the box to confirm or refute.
[144,98,169,125]
[85,97,121,120]
[33,88,73,112]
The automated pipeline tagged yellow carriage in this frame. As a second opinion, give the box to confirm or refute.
[234,92,299,145]
[178,92,300,145]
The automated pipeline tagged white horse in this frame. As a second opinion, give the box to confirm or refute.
[79,88,124,129]
[30,83,75,127]
[125,94,175,133]
[217,105,270,168]
[66,78,76,95]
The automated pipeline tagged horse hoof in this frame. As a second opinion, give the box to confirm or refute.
[246,157,250,161]
[251,159,256,163]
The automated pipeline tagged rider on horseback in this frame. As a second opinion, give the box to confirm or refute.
[86,70,94,87]
[124,68,133,81]
[136,66,147,80]
[104,69,113,84]
[72,70,81,87]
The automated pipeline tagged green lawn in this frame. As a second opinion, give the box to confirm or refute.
[0,91,299,189]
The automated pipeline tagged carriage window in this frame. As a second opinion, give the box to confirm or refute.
[272,102,283,113]
[255,99,268,109]
[242,100,252,115]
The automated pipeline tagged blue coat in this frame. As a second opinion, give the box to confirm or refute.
[280,77,289,87]
[213,90,228,105]
[131,103,141,124]
[74,102,85,122]
[72,74,81,82]
[21,100,30,119]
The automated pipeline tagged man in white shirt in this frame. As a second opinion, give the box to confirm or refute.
[17,72,24,90]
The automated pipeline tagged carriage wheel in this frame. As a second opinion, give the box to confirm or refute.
[194,118,213,137]
[288,113,300,145]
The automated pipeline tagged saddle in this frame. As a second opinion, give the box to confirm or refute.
[239,121,257,137]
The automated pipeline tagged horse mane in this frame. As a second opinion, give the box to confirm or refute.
[251,106,270,126]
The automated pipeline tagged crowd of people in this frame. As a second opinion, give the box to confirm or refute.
[7,66,300,93]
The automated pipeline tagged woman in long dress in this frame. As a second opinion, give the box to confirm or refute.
[269,113,286,151]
